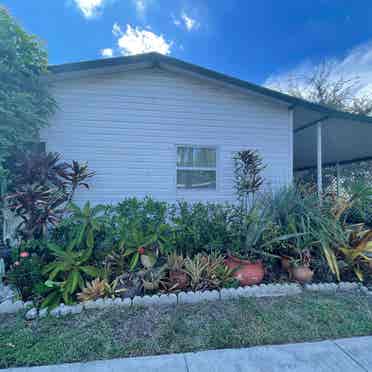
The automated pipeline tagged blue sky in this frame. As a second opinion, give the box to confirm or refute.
[4,0,372,88]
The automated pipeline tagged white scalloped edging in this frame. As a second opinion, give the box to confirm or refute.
[1,281,367,320]
[0,299,33,315]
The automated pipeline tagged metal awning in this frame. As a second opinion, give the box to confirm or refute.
[294,106,372,171]
[293,105,372,197]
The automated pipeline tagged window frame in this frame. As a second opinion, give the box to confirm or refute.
[175,144,219,191]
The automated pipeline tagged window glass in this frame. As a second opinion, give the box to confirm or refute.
[176,146,217,189]
[177,147,216,168]
[177,170,216,189]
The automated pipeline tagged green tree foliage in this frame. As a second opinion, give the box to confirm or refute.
[0,7,56,171]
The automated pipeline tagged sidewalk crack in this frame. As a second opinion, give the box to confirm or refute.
[333,340,368,372]
[183,354,191,372]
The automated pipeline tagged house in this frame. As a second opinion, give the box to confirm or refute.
[43,52,372,205]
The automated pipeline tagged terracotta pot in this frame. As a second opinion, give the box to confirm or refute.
[292,266,314,283]
[225,256,264,286]
[281,256,292,272]
[169,270,189,289]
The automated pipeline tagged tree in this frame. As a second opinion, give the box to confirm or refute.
[269,61,372,116]
[0,7,56,173]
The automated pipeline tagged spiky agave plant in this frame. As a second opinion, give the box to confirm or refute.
[184,254,209,291]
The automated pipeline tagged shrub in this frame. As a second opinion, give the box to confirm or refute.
[7,254,43,301]
[5,149,94,241]
[170,201,235,256]
[262,187,320,231]
[41,240,100,307]
[114,197,169,236]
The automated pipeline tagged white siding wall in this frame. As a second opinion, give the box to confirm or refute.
[41,67,292,205]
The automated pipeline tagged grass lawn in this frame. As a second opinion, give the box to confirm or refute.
[1,292,372,369]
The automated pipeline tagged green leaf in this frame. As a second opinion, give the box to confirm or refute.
[69,271,81,294]
[354,267,364,281]
[42,262,58,275]
[62,288,71,305]
[80,265,99,277]
[68,202,79,212]
[47,242,68,258]
[322,244,340,281]
[41,290,61,310]
[48,266,63,280]
[87,228,94,249]
[129,252,139,271]
[92,204,106,215]
[77,225,86,247]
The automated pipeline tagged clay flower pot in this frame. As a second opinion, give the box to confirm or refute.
[225,256,264,286]
[169,270,189,290]
[281,256,292,272]
[292,266,314,283]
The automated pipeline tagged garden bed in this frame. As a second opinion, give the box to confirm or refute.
[2,148,372,316]
[1,291,372,369]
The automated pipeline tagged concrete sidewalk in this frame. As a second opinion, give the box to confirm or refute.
[4,336,372,372]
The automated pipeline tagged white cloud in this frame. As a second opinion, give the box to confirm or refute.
[133,0,146,16]
[265,40,372,97]
[112,24,172,56]
[132,0,154,19]
[173,18,181,26]
[181,12,199,31]
[173,11,200,31]
[101,48,113,58]
[73,0,107,18]
[112,22,122,37]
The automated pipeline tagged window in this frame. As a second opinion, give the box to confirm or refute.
[176,146,217,189]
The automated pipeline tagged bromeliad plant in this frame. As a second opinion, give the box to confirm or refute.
[41,241,99,307]
[109,216,174,273]
[77,278,111,302]
[322,225,372,281]
[314,182,372,281]
[339,228,372,281]
[114,218,159,272]
[184,253,236,291]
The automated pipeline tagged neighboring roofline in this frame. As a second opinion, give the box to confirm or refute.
[48,52,372,125]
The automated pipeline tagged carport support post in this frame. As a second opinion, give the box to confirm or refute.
[317,122,323,201]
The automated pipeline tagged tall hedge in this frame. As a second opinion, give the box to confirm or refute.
[0,7,55,257]
[0,7,56,174]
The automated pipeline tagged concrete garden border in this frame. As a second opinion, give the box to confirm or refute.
[0,281,370,320]
[3,281,365,320]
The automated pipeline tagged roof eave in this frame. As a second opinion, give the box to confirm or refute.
[48,52,372,125]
